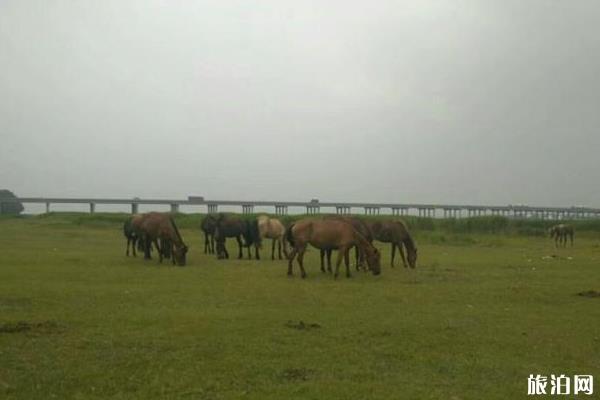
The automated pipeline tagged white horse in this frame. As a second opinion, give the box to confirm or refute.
[257,215,289,260]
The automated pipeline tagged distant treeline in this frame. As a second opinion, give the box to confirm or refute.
[6,212,600,236]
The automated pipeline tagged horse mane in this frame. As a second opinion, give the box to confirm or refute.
[352,229,374,252]
[169,217,185,246]
[403,232,416,252]
[396,220,416,251]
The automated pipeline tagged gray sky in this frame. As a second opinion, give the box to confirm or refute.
[1,1,599,207]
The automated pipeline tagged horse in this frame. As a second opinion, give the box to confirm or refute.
[320,215,374,272]
[285,218,381,279]
[214,214,262,260]
[257,215,288,260]
[200,214,217,254]
[366,220,417,268]
[549,224,574,247]
[138,212,188,266]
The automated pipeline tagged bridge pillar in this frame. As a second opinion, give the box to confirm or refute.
[275,205,288,215]
[89,203,96,213]
[170,204,180,213]
[131,203,139,214]
[336,206,350,215]
[207,204,218,214]
[306,205,319,215]
[364,207,380,215]
[45,202,50,214]
[242,205,254,214]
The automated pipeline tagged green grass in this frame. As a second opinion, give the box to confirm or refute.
[1,214,599,399]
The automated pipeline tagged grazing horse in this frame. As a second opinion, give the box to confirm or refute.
[366,220,417,268]
[214,214,262,260]
[257,215,288,260]
[201,214,217,254]
[139,212,188,266]
[549,224,574,247]
[285,219,381,279]
[320,216,374,272]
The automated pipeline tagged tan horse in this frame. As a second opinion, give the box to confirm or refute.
[257,215,288,260]
[320,215,374,272]
[139,212,188,266]
[285,219,381,279]
[366,220,417,268]
[549,224,574,247]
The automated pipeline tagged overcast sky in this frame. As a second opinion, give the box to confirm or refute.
[1,1,599,207]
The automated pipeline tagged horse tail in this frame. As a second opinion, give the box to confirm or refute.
[285,223,296,247]
[123,218,132,238]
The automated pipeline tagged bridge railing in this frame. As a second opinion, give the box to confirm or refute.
[0,197,599,220]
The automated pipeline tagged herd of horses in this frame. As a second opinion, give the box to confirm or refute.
[123,212,574,277]
[124,212,419,278]
[548,223,575,247]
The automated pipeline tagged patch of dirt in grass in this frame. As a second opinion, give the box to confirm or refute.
[577,290,600,298]
[279,368,315,382]
[0,320,64,334]
[284,320,321,331]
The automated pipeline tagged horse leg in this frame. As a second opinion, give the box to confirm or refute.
[278,239,282,260]
[236,236,244,259]
[210,235,215,254]
[320,250,326,273]
[354,246,360,271]
[224,240,229,259]
[345,249,351,278]
[287,247,298,276]
[391,243,395,268]
[398,243,408,268]
[281,236,289,260]
[272,238,276,260]
[570,233,574,247]
[334,248,347,279]
[297,245,308,278]
[155,240,163,263]
[327,249,333,273]
[143,236,152,260]
[255,244,260,260]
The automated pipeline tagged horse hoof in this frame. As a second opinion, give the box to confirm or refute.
[301,274,307,279]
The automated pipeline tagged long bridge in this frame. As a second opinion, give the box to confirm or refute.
[2,196,600,220]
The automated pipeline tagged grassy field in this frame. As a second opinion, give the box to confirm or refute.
[1,214,599,399]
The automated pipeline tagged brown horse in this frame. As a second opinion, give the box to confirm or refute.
[214,214,262,260]
[139,212,188,266]
[201,214,217,254]
[549,224,574,247]
[285,219,381,279]
[366,220,417,268]
[320,215,374,272]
